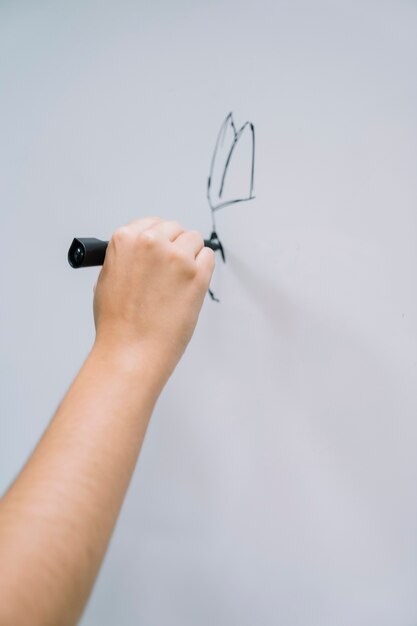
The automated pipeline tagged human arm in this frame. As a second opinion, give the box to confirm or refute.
[0,217,215,626]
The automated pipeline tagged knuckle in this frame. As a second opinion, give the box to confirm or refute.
[138,229,159,248]
[190,229,203,240]
[111,226,131,245]
[184,254,198,278]
[171,247,187,264]
[171,248,197,278]
[169,220,183,231]
[184,264,198,280]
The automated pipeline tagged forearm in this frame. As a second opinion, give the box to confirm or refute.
[0,216,214,625]
[0,340,166,626]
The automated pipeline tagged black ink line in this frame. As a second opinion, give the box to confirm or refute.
[207,112,256,233]
[205,112,256,302]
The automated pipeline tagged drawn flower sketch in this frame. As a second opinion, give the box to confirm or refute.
[204,112,255,301]
[207,112,255,232]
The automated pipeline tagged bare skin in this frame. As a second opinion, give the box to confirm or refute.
[0,217,215,626]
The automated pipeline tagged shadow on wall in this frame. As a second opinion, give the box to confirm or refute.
[225,248,293,331]
[225,246,414,521]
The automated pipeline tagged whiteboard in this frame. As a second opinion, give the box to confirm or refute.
[1,1,417,624]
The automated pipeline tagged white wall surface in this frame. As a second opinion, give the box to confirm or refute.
[1,1,417,624]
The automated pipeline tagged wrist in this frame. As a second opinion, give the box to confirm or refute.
[90,336,171,399]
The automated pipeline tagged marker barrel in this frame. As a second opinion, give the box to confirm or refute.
[68,237,221,269]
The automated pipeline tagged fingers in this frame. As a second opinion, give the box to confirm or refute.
[115,218,210,267]
[150,220,186,242]
[124,216,163,235]
[174,230,205,258]
[120,218,186,243]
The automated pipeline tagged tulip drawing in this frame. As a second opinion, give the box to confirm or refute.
[207,112,255,227]
[204,112,255,302]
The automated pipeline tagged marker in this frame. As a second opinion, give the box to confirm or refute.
[68,231,225,269]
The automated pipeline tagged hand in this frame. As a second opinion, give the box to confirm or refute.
[92,217,215,380]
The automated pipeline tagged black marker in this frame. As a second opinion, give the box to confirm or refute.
[68,231,225,269]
